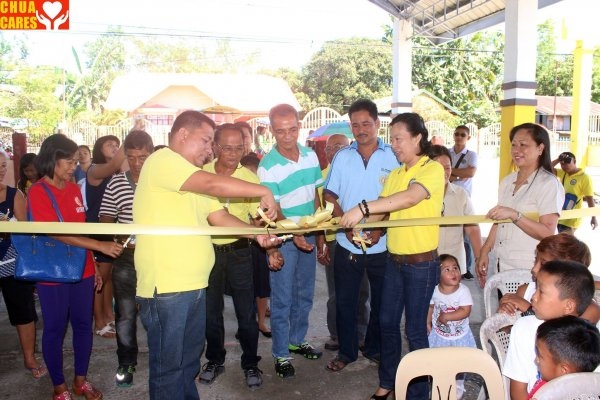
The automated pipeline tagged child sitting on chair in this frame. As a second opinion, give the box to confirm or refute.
[498,233,599,320]
[427,254,476,399]
[529,315,600,399]
[504,260,597,400]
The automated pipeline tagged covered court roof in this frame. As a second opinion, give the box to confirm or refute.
[368,0,564,43]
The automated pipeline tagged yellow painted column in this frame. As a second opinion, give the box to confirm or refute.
[499,0,537,180]
[499,105,536,177]
[570,40,594,168]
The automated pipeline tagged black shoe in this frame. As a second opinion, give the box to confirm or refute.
[362,350,380,364]
[462,271,474,280]
[115,365,135,387]
[289,342,322,359]
[198,361,225,385]
[244,366,263,389]
[259,328,272,338]
[274,358,295,378]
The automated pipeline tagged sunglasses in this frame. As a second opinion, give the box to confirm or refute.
[454,132,467,138]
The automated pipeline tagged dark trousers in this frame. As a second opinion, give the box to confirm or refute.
[334,245,386,363]
[205,246,260,370]
[112,248,138,366]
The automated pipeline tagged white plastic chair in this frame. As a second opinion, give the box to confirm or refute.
[483,269,532,318]
[531,372,600,399]
[394,347,505,400]
[479,312,521,400]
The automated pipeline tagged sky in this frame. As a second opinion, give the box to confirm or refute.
[4,0,598,74]
[11,0,392,73]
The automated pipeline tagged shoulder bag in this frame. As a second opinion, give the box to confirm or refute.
[13,182,86,283]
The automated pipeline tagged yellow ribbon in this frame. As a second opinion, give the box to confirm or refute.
[0,208,597,236]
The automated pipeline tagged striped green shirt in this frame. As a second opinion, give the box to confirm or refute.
[258,144,323,220]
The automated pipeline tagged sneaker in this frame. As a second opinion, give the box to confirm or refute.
[115,365,135,387]
[324,337,339,351]
[462,271,474,280]
[198,361,225,385]
[244,366,263,389]
[274,357,295,379]
[289,342,323,359]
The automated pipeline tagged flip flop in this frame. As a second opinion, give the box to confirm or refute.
[95,323,116,338]
[27,364,48,379]
[325,357,347,372]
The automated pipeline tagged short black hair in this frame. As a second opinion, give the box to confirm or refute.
[34,134,78,179]
[215,123,244,143]
[92,135,120,164]
[240,154,260,170]
[536,315,600,373]
[348,99,378,121]
[18,153,38,192]
[539,260,595,315]
[169,110,216,141]
[124,130,154,153]
[428,145,451,160]
[439,253,460,270]
[455,125,470,134]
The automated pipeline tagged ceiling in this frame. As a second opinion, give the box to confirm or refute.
[368,0,564,43]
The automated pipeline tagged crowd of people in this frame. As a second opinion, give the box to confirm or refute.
[0,99,599,400]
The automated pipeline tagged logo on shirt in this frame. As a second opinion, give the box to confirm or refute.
[570,178,577,186]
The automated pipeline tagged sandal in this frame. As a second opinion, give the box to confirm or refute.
[95,323,116,338]
[325,356,347,372]
[72,380,102,400]
[27,364,48,379]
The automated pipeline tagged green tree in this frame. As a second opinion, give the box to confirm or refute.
[411,32,504,127]
[299,38,393,113]
[535,20,574,97]
[68,29,127,117]
[2,66,64,140]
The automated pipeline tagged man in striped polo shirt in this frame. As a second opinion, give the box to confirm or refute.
[258,103,325,378]
[99,130,154,387]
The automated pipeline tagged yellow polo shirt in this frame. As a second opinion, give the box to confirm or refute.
[204,160,260,245]
[381,156,444,255]
[133,148,223,297]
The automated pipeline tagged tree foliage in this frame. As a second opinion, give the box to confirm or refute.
[411,32,505,127]
[535,20,574,98]
[298,38,393,114]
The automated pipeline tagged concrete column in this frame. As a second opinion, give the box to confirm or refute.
[570,40,594,168]
[391,18,413,115]
[499,0,538,180]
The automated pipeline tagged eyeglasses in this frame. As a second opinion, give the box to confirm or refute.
[216,144,244,154]
[454,132,467,138]
[325,144,346,152]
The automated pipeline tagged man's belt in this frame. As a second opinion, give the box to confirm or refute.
[213,239,250,253]
[390,250,438,265]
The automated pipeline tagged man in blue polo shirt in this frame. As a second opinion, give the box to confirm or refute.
[323,99,400,372]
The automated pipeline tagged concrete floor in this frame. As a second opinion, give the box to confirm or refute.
[0,264,488,400]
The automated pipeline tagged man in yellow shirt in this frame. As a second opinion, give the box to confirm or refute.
[133,111,278,400]
[199,124,267,390]
[552,151,597,233]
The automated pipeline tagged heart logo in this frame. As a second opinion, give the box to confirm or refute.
[42,1,62,20]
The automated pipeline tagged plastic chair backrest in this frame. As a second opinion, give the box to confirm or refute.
[479,312,520,400]
[531,372,600,400]
[394,347,505,400]
[483,269,532,318]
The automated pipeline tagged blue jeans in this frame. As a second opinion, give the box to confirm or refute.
[112,249,138,366]
[334,245,385,363]
[324,241,370,341]
[378,255,440,399]
[270,236,316,358]
[138,289,205,400]
[464,235,474,274]
[205,246,260,370]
